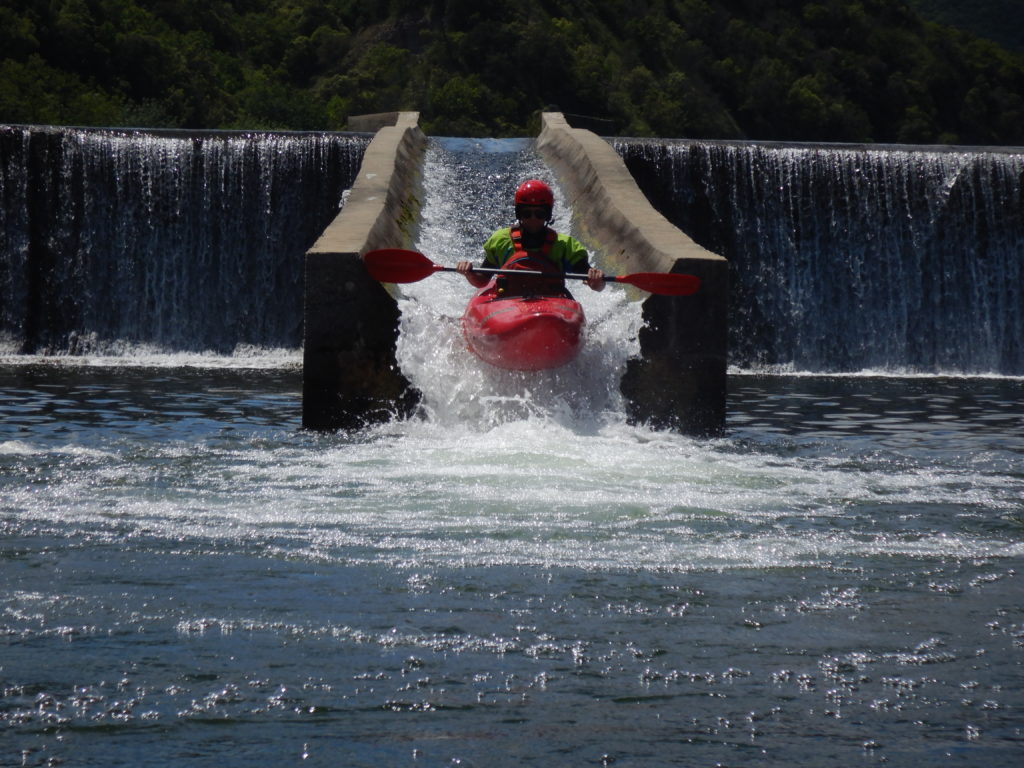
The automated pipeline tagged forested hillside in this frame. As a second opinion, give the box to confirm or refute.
[2,0,1023,144]
[908,0,1023,52]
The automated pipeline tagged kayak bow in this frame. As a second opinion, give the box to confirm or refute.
[461,282,584,371]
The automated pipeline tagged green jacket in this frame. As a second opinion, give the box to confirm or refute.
[482,226,591,272]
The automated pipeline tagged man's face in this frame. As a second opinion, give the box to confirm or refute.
[518,206,548,234]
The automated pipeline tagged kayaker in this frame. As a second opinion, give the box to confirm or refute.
[456,179,605,295]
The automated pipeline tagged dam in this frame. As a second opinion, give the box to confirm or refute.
[1,119,1022,434]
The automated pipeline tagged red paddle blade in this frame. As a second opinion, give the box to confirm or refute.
[362,248,439,283]
[615,272,701,296]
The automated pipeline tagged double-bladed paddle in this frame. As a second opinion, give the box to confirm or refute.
[362,248,701,296]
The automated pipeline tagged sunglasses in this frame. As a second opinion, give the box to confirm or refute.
[518,208,549,220]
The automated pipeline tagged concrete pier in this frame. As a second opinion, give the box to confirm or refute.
[302,112,425,429]
[537,113,728,435]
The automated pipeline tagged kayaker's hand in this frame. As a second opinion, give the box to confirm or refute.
[457,260,488,287]
[587,268,606,291]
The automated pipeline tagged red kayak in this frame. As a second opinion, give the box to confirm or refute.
[461,282,585,371]
[360,248,700,370]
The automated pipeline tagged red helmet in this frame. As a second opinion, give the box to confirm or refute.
[514,179,554,208]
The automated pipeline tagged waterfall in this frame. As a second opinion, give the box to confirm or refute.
[614,139,1024,375]
[5,126,1020,373]
[0,126,370,355]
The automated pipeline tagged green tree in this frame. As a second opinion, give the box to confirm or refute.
[0,0,1022,142]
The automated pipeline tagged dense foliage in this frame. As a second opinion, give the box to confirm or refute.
[2,0,1023,143]
[908,0,1023,53]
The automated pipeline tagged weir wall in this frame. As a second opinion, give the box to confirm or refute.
[303,112,727,435]
[302,112,425,429]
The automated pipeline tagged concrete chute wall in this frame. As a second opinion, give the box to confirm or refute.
[537,113,728,435]
[302,112,425,430]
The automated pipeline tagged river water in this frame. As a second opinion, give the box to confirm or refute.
[2,139,1023,767]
